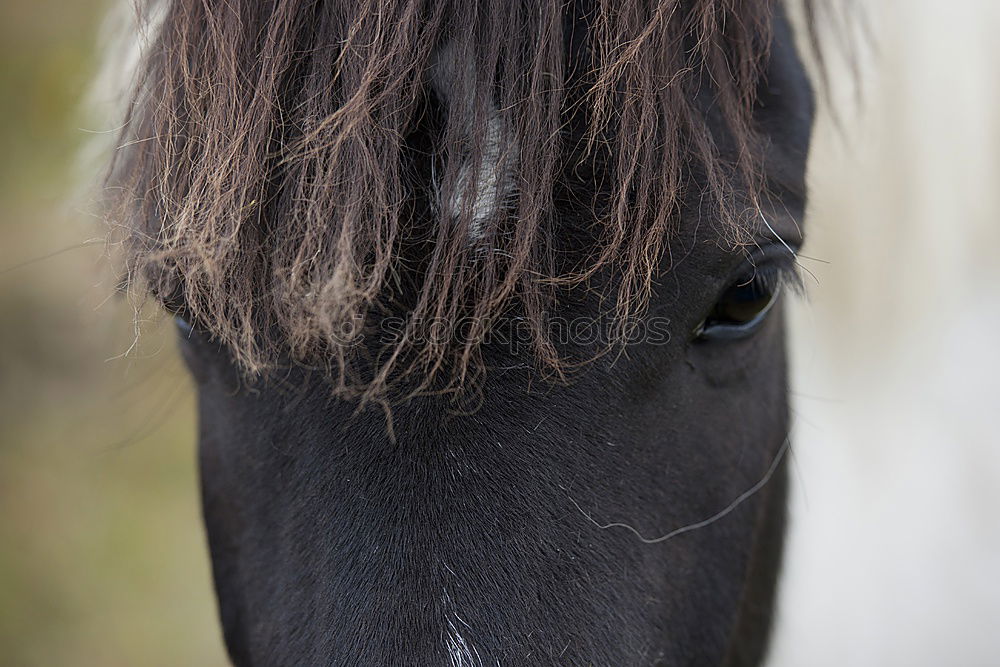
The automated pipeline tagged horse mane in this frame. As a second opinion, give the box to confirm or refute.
[105,0,807,400]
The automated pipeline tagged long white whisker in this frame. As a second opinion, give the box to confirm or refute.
[571,437,790,545]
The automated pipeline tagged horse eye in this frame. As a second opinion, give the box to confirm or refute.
[694,270,781,342]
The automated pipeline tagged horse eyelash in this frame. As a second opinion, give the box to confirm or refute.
[741,256,806,297]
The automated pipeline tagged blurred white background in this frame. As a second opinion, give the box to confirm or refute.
[773,1,1000,665]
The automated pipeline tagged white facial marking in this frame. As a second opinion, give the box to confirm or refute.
[443,590,486,667]
[430,42,517,243]
[448,111,512,242]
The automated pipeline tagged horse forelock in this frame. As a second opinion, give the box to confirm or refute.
[102,0,811,401]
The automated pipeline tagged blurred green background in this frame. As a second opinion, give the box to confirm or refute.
[0,1,226,664]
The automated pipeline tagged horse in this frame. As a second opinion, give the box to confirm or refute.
[103,0,818,664]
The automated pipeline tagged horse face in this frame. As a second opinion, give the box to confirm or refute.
[168,8,814,667]
[182,249,797,667]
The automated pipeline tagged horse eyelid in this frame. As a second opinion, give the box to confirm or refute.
[744,244,805,297]
[749,258,803,297]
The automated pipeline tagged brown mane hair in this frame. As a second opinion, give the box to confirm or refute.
[106,0,792,400]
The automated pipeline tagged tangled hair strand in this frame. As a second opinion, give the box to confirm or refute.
[105,0,795,400]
